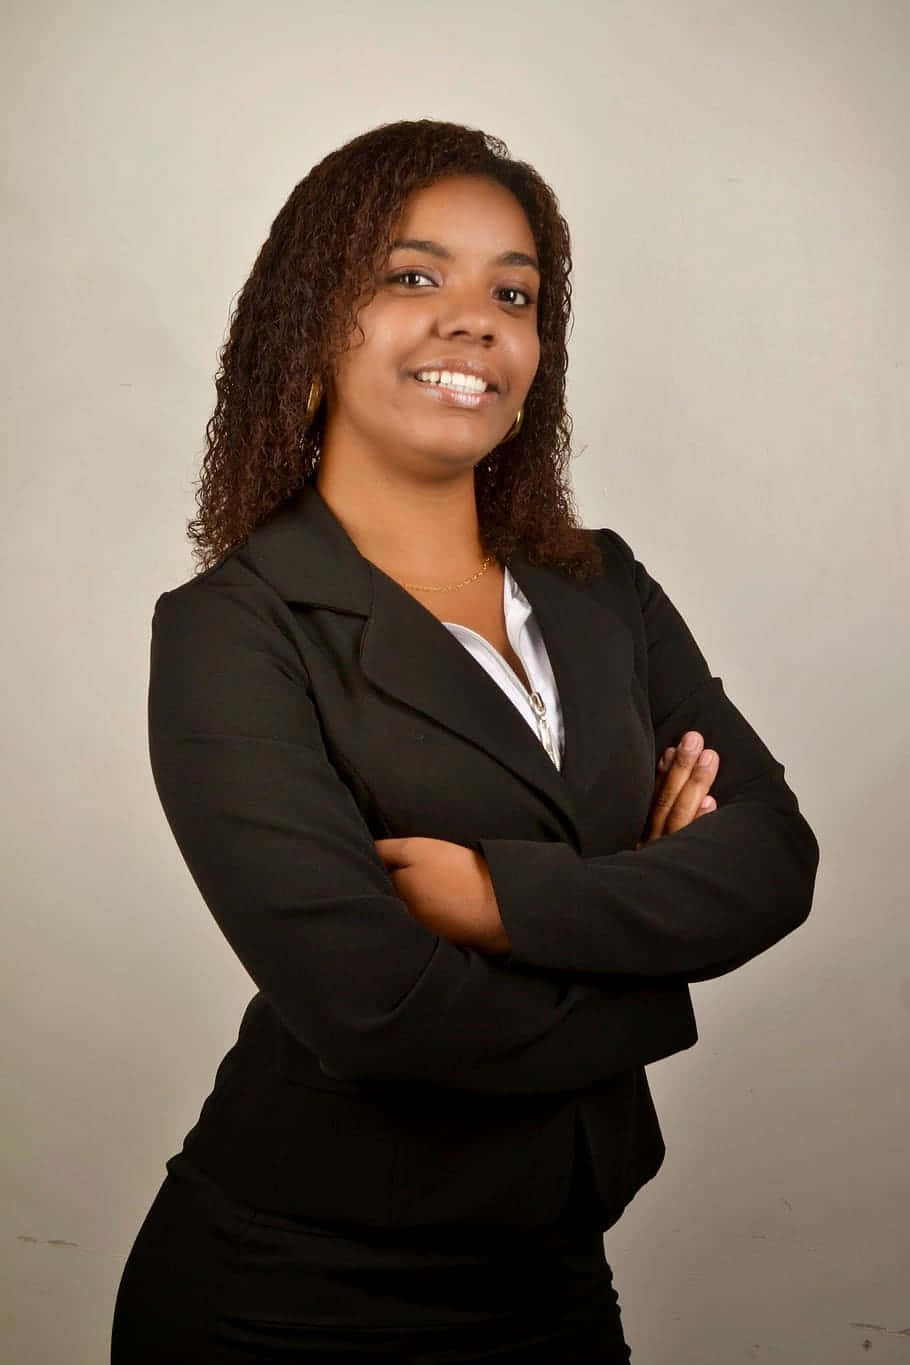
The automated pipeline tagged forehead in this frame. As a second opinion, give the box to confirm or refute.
[391,175,536,255]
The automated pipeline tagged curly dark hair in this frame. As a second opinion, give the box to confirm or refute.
[188,118,603,582]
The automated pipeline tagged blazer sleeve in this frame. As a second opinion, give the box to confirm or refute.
[148,572,698,1096]
[477,530,820,985]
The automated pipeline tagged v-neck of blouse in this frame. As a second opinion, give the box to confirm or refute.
[440,566,565,768]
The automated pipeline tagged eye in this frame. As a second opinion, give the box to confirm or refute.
[387,269,436,288]
[497,286,534,308]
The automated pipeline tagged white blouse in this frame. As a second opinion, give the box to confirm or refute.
[441,566,565,770]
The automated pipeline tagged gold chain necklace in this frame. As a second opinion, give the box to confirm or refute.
[401,555,493,593]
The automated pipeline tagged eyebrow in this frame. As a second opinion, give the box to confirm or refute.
[389,237,540,274]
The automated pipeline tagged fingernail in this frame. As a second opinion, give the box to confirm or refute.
[697,750,715,767]
[680,732,700,751]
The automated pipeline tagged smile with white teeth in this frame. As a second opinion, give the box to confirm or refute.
[414,370,489,393]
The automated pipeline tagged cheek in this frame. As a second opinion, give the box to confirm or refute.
[330,335,386,407]
[370,303,430,362]
[338,311,416,389]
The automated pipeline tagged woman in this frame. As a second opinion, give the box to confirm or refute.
[112,120,819,1362]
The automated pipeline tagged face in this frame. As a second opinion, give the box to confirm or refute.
[324,174,541,474]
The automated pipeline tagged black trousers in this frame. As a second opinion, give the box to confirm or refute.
[111,1152,632,1363]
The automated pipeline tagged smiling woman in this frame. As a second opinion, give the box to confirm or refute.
[321,175,542,502]
[112,118,818,1363]
[184,119,599,589]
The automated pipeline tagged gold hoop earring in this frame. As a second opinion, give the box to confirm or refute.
[305,377,324,424]
[501,406,523,443]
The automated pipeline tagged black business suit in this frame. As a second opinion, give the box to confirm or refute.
[113,476,819,1359]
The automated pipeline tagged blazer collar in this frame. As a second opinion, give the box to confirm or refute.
[245,478,636,847]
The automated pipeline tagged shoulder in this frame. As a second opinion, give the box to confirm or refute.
[154,540,253,608]
[148,546,314,740]
[578,525,652,614]
[584,526,671,618]
[586,526,638,580]
[150,544,304,673]
[153,542,286,624]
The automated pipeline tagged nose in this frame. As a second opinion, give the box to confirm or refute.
[434,281,498,344]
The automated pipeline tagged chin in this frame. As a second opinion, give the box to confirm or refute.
[430,442,493,471]
[402,427,491,468]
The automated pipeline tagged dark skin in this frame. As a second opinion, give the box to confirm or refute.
[316,174,540,589]
[314,173,719,955]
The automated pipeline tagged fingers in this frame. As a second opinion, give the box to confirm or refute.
[645,732,719,842]
[657,747,715,812]
[667,734,718,831]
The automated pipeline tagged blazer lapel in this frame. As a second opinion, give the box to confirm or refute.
[505,551,640,808]
[246,479,638,847]
[360,566,581,838]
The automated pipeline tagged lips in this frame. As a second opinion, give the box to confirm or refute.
[409,374,498,409]
[408,360,501,393]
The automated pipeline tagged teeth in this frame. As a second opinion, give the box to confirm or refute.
[415,370,488,393]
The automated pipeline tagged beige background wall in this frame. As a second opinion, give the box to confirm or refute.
[3,1,908,1360]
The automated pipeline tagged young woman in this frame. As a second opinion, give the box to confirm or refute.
[111,119,819,1363]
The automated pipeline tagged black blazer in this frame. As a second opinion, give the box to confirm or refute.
[148,477,819,1233]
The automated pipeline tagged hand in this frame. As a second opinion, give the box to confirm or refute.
[636,730,719,848]
[373,836,511,955]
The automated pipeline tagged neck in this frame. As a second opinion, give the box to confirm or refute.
[314,437,489,587]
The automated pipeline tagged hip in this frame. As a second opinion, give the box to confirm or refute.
[111,1153,631,1362]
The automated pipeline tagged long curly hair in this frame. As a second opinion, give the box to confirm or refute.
[188,118,603,582]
